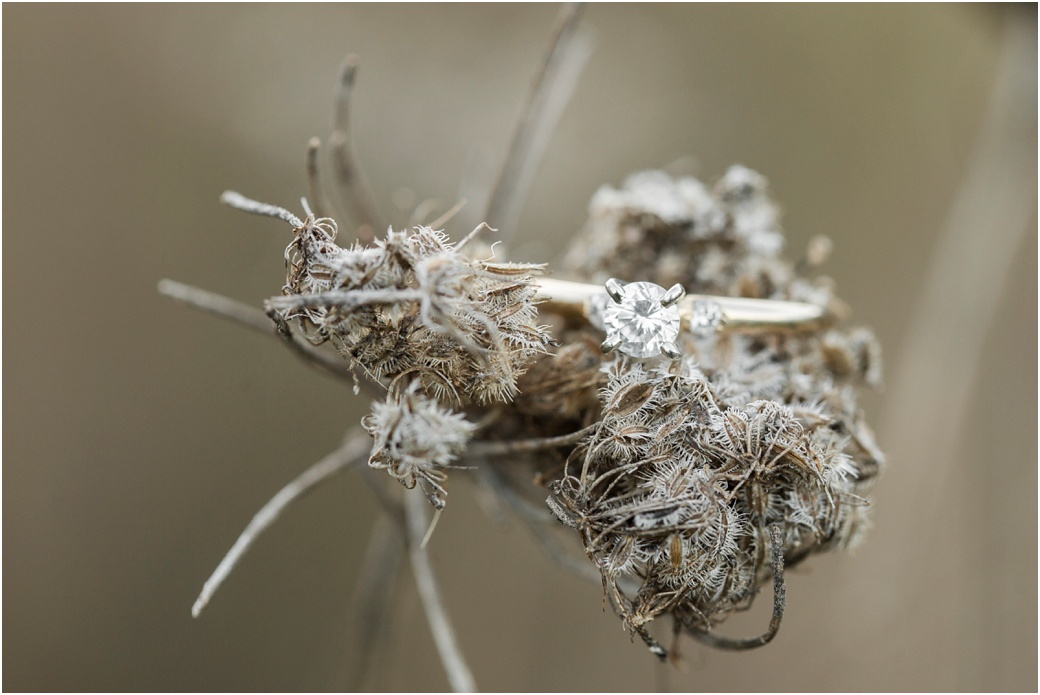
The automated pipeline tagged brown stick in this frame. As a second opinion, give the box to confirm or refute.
[305,137,333,219]
[465,423,598,456]
[158,279,370,388]
[404,490,477,692]
[330,55,382,244]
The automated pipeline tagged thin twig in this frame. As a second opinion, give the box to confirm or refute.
[465,423,599,457]
[404,490,477,693]
[341,514,406,691]
[849,16,1037,651]
[191,433,370,618]
[454,222,492,253]
[688,524,786,650]
[158,279,366,386]
[262,307,378,391]
[428,198,470,232]
[306,137,333,219]
[330,54,382,244]
[484,2,591,238]
[221,190,303,227]
[265,287,425,312]
[879,16,1036,524]
[359,464,407,529]
[159,278,274,333]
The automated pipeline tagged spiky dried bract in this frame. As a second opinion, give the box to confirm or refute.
[513,337,604,420]
[567,167,809,302]
[363,382,477,510]
[533,168,883,651]
[276,215,553,406]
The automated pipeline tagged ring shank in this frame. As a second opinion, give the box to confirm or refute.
[533,277,833,334]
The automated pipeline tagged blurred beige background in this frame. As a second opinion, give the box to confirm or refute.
[3,4,1036,691]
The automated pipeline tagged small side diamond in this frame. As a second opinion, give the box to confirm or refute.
[587,292,610,331]
[690,300,724,335]
[601,281,681,358]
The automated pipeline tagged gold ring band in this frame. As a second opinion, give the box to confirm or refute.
[534,277,833,335]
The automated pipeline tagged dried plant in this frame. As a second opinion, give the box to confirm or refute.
[363,381,477,510]
[271,210,552,407]
[160,5,884,690]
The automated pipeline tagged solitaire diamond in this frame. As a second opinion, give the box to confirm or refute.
[601,281,681,358]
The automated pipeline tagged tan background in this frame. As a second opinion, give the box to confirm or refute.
[4,4,1036,691]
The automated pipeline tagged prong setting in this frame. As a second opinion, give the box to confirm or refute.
[660,342,682,360]
[601,335,622,354]
[600,281,682,359]
[660,283,685,308]
[605,278,626,304]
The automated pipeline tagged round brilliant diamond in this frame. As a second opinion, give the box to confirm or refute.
[602,282,681,358]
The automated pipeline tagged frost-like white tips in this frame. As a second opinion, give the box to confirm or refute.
[660,283,685,308]
[605,277,626,303]
[365,383,477,510]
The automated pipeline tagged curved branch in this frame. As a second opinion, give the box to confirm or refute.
[341,515,406,690]
[305,137,333,219]
[688,524,787,650]
[192,433,370,618]
[484,2,592,238]
[465,423,599,457]
[220,190,303,227]
[158,279,370,388]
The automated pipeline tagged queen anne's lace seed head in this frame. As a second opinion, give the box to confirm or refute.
[274,217,554,508]
[537,168,882,650]
[363,382,477,510]
[221,163,880,658]
[278,219,552,402]
[188,25,891,671]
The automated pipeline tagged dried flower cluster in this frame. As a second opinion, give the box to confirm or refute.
[363,381,477,509]
[170,14,885,686]
[518,167,883,652]
[267,213,553,507]
[275,216,552,402]
[205,164,882,659]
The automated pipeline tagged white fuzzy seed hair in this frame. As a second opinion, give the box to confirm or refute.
[364,381,477,510]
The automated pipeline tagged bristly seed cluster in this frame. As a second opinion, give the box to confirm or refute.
[226,165,882,658]
[268,214,553,506]
[363,381,477,509]
[530,167,881,653]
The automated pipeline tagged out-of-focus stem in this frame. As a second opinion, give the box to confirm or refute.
[404,490,477,693]
[331,55,382,244]
[191,434,369,618]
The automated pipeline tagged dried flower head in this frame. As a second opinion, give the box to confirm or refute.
[528,167,882,653]
[363,381,477,509]
[271,216,553,406]
[184,163,883,666]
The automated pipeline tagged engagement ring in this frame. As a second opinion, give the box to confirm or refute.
[535,277,833,359]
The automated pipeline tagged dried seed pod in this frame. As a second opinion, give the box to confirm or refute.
[273,220,554,406]
[363,381,476,509]
[544,167,884,652]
